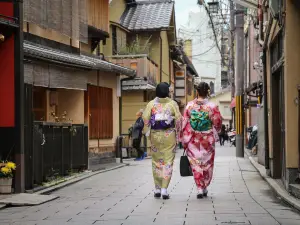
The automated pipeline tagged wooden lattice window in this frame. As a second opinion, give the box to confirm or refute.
[88,85,113,139]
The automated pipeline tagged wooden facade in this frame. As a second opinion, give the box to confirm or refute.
[88,0,109,33]
[88,85,113,139]
[110,56,158,85]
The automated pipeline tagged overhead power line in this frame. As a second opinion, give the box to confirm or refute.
[201,1,222,55]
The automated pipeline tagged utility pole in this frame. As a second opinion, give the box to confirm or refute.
[229,0,235,129]
[235,4,245,158]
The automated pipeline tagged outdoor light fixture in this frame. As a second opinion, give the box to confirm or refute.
[207,1,219,14]
[0,34,4,42]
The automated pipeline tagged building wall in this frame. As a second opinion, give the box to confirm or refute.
[109,0,127,23]
[25,23,79,48]
[87,71,120,158]
[266,2,300,184]
[209,91,231,125]
[57,89,85,124]
[248,23,262,126]
[266,18,280,162]
[160,30,171,83]
[284,1,300,169]
[122,92,147,134]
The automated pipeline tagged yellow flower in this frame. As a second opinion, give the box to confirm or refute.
[1,167,11,175]
[6,162,16,170]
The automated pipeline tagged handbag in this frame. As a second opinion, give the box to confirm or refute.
[180,150,193,177]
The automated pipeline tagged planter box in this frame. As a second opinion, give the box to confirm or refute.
[0,178,12,194]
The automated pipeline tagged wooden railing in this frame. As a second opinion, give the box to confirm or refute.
[108,55,159,86]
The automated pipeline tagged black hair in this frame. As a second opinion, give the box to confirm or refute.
[156,82,170,98]
[195,82,210,98]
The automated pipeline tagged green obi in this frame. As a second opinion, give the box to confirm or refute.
[190,110,212,132]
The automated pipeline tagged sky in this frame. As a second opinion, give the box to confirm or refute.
[174,0,200,29]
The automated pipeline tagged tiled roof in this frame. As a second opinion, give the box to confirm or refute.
[24,41,136,77]
[122,78,156,91]
[120,0,174,31]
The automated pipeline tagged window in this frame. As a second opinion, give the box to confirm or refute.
[223,105,231,117]
[32,87,46,121]
[88,85,113,139]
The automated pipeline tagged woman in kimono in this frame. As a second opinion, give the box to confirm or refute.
[143,82,182,200]
[181,82,222,199]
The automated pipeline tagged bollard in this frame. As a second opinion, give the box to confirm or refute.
[116,136,123,163]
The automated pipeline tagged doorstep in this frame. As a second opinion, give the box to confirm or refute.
[245,149,300,211]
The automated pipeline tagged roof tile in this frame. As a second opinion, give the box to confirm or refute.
[120,0,174,30]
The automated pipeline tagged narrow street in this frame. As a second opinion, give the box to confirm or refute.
[1,145,300,225]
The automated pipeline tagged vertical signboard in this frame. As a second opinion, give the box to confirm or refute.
[175,70,185,97]
[0,2,15,127]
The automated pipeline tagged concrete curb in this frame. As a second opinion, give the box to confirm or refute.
[247,154,300,211]
[35,163,128,195]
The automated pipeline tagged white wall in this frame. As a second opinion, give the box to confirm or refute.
[179,9,222,92]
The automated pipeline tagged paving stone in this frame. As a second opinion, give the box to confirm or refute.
[247,217,280,225]
[1,146,299,225]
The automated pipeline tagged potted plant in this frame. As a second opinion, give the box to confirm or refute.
[0,161,16,194]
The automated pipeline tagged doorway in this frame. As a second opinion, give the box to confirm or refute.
[271,68,286,182]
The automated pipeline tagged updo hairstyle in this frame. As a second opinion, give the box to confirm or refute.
[195,82,210,98]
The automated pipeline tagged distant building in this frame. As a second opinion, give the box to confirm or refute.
[178,8,222,93]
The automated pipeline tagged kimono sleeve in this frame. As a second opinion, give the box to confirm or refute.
[209,104,222,133]
[171,101,182,142]
[181,103,191,130]
[142,101,153,127]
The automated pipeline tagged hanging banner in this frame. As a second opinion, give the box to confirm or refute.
[0,2,15,127]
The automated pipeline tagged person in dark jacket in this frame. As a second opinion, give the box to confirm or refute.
[132,110,145,161]
[219,124,226,146]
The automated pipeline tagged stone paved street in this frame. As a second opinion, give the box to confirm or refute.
[1,145,300,225]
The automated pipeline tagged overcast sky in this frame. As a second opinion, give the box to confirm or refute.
[174,0,200,29]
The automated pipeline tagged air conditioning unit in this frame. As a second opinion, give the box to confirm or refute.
[269,0,280,18]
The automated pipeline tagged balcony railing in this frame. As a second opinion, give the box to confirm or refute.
[108,54,158,86]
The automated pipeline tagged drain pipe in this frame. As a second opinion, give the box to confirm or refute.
[159,36,163,82]
[262,49,270,171]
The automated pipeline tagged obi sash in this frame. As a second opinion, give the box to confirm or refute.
[190,110,212,132]
[150,115,175,130]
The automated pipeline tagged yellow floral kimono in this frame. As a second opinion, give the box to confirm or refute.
[143,97,182,189]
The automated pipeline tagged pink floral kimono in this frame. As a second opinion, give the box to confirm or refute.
[181,99,222,191]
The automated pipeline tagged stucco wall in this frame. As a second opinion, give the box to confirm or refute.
[57,89,85,124]
[122,92,147,134]
[209,91,231,125]
[109,0,126,23]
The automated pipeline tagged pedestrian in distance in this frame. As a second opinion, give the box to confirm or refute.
[143,82,182,200]
[132,109,145,161]
[219,124,226,146]
[181,82,222,199]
